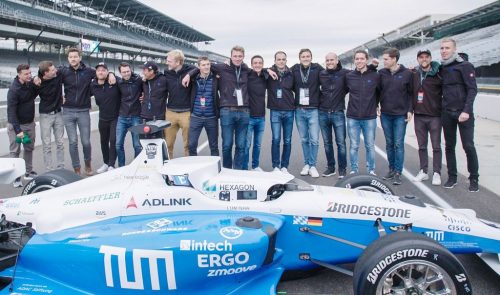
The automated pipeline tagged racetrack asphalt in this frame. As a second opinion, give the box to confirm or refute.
[1,111,499,294]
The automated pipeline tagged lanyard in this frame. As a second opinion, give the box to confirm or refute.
[235,66,241,88]
[419,70,428,87]
[196,75,209,95]
[300,66,311,84]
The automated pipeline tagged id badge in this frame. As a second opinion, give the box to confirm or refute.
[234,88,243,106]
[200,96,206,107]
[300,88,309,105]
[277,88,283,99]
[417,91,424,104]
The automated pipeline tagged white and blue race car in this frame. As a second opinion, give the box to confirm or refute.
[0,120,498,295]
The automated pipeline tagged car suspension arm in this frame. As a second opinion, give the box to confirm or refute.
[299,227,366,249]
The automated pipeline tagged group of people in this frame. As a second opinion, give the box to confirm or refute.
[6,37,479,192]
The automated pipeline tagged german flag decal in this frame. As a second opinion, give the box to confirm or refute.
[307,217,323,226]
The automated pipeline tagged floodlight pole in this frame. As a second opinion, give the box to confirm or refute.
[24,26,46,66]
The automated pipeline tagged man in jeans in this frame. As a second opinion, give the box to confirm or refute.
[37,61,65,171]
[116,62,143,166]
[345,50,380,175]
[164,50,195,159]
[412,49,443,186]
[378,48,414,185]
[440,38,479,192]
[7,64,38,187]
[318,52,348,178]
[267,51,295,173]
[188,57,219,156]
[183,46,250,169]
[243,55,267,171]
[291,49,324,178]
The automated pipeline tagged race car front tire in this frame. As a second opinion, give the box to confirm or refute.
[335,174,395,195]
[21,169,82,195]
[352,231,472,295]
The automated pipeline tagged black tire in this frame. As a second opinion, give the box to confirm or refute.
[21,169,82,195]
[335,174,395,195]
[353,232,472,295]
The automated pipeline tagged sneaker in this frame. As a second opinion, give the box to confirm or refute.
[97,164,109,174]
[74,167,81,175]
[85,161,93,176]
[369,170,377,176]
[443,178,457,189]
[414,170,429,182]
[382,170,395,180]
[253,167,263,172]
[300,165,310,176]
[24,171,38,180]
[322,168,336,177]
[349,170,357,175]
[309,166,320,178]
[338,169,347,179]
[273,167,280,172]
[468,179,479,192]
[432,172,441,186]
[107,166,115,171]
[281,167,289,174]
[393,173,402,185]
[12,177,22,188]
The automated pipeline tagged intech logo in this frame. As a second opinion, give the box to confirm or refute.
[179,240,232,252]
[219,226,243,240]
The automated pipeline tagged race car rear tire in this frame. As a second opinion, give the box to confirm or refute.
[21,169,82,195]
[352,231,472,295]
[335,174,395,195]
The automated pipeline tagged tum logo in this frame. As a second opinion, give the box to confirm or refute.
[99,245,177,290]
[424,231,445,242]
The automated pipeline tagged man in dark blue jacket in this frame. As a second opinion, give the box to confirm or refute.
[378,48,414,185]
[141,61,168,123]
[188,57,219,156]
[319,52,349,178]
[116,62,143,166]
[440,38,479,192]
[7,64,38,187]
[91,63,121,173]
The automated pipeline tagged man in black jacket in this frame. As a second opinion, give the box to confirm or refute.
[188,57,220,156]
[38,61,65,172]
[91,63,121,173]
[440,38,479,192]
[318,52,349,178]
[7,64,38,187]
[164,50,196,159]
[183,46,250,170]
[116,62,143,167]
[412,50,443,186]
[378,48,414,185]
[141,61,169,129]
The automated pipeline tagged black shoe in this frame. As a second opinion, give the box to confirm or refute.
[443,178,457,189]
[383,170,396,180]
[24,171,38,180]
[322,168,336,177]
[468,179,479,192]
[393,173,402,185]
[338,169,347,179]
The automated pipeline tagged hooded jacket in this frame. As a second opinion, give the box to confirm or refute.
[91,78,121,121]
[440,58,477,114]
[141,73,168,120]
[412,61,442,117]
[60,62,95,110]
[38,71,63,114]
[319,61,349,112]
[345,68,380,120]
[266,65,295,111]
[291,62,324,108]
[7,77,38,133]
[117,73,142,117]
[165,64,196,111]
[378,65,414,116]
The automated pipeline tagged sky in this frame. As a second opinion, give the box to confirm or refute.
[140,0,495,66]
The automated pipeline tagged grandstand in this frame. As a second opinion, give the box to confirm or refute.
[0,0,226,85]
[338,1,500,90]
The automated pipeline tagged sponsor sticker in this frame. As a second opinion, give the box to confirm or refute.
[145,143,158,159]
[142,198,192,207]
[63,192,121,206]
[219,226,243,240]
[366,248,429,284]
[327,202,411,219]
[147,218,172,229]
[180,240,232,252]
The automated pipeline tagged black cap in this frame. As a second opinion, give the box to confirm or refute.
[95,62,108,70]
[141,61,158,72]
[417,49,431,57]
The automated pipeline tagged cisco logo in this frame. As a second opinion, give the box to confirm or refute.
[219,226,243,240]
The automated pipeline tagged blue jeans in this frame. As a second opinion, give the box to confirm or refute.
[188,115,219,156]
[347,118,376,173]
[220,108,249,169]
[295,108,320,167]
[319,110,347,171]
[243,116,265,170]
[270,110,294,169]
[380,114,407,173]
[116,116,142,167]
[62,108,91,168]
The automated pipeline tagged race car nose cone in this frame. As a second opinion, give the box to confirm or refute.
[143,125,151,133]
